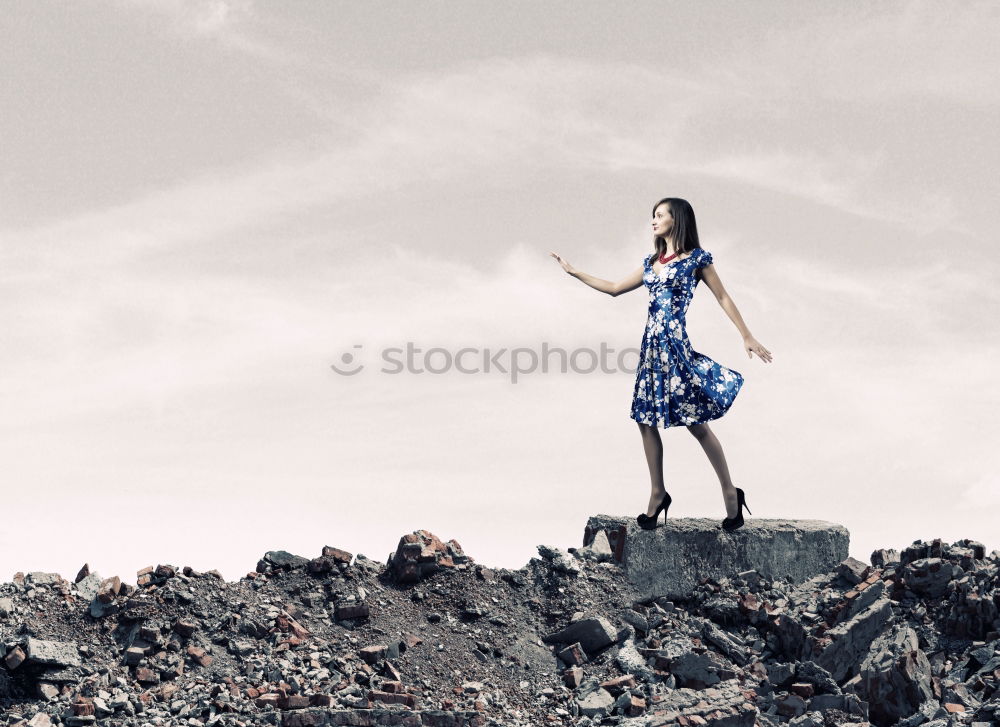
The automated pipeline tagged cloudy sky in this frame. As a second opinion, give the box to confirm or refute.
[2,0,998,583]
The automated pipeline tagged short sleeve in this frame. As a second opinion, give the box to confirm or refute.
[696,249,713,268]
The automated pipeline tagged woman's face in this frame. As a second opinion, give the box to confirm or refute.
[652,203,673,237]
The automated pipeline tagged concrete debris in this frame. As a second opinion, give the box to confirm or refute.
[814,595,894,681]
[536,545,582,576]
[576,686,615,717]
[23,638,81,668]
[903,558,963,599]
[837,557,870,586]
[0,530,998,727]
[573,530,615,564]
[543,616,618,656]
[582,516,850,599]
[856,623,934,725]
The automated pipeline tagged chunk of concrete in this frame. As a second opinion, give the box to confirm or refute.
[614,638,656,682]
[543,616,617,656]
[576,687,614,717]
[24,638,81,668]
[25,573,65,587]
[903,557,961,598]
[74,573,103,602]
[767,661,796,686]
[583,516,849,600]
[669,651,725,689]
[856,623,934,725]
[837,556,868,584]
[575,530,614,563]
[814,596,894,681]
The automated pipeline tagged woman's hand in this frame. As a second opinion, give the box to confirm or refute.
[743,335,772,363]
[549,251,577,275]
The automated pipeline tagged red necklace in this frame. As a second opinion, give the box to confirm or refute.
[657,250,680,264]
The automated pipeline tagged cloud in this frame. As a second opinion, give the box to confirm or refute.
[111,0,301,65]
[8,50,962,281]
[3,44,994,335]
[3,48,992,425]
[735,0,1000,106]
[956,473,1000,510]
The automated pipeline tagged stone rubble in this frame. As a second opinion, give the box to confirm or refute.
[0,531,997,727]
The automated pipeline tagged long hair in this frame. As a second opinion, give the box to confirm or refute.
[651,197,702,258]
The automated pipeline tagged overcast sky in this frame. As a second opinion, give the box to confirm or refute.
[2,0,998,584]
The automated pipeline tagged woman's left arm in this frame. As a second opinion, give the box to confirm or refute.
[699,265,773,363]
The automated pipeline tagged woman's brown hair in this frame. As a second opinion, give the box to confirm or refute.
[651,197,703,259]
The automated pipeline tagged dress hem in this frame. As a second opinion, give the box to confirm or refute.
[629,404,736,429]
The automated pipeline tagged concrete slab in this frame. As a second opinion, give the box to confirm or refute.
[583,516,849,600]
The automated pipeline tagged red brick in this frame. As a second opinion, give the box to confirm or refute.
[4,646,25,670]
[563,666,583,688]
[159,683,179,701]
[283,694,310,709]
[626,695,647,716]
[335,602,369,620]
[255,693,280,708]
[186,645,212,667]
[97,576,121,603]
[557,642,586,666]
[370,690,416,708]
[172,619,197,638]
[135,667,159,683]
[359,644,388,664]
[321,545,353,563]
[790,682,814,698]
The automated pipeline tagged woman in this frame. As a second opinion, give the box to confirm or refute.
[549,197,772,532]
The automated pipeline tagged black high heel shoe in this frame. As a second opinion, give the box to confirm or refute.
[721,487,751,532]
[637,491,671,530]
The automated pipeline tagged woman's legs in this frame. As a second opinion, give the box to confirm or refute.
[637,422,668,516]
[686,421,738,518]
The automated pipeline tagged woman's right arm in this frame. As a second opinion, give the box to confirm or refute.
[549,252,644,297]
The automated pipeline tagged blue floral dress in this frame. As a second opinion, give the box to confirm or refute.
[630,248,744,428]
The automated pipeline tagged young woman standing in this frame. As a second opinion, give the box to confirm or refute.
[550,197,772,531]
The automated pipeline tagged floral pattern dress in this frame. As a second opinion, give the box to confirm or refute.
[629,248,744,428]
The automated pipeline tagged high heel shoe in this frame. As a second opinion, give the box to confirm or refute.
[721,487,751,532]
[637,491,671,530]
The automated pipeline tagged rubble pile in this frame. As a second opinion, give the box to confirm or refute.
[1,529,998,727]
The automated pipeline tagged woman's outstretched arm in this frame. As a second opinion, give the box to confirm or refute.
[549,252,644,297]
[698,263,773,362]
